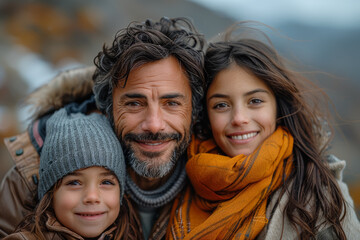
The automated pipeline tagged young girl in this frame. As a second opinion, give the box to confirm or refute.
[5,108,140,240]
[167,26,360,239]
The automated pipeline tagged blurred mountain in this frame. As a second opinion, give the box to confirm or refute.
[274,22,360,177]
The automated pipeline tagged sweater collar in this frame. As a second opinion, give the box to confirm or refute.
[125,155,187,209]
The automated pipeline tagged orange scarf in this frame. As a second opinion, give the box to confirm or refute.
[167,127,293,240]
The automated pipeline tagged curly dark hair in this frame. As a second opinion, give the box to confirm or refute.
[93,17,205,129]
[203,24,346,239]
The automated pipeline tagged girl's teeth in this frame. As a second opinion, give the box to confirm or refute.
[231,132,257,140]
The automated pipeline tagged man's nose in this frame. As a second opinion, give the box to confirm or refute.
[83,185,101,204]
[141,105,166,133]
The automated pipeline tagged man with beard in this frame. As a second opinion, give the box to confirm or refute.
[0,17,205,240]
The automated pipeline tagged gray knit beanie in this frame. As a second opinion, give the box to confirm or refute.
[38,108,125,202]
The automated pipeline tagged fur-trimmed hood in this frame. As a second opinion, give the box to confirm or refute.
[25,66,96,120]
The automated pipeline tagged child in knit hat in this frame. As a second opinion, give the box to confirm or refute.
[5,108,140,240]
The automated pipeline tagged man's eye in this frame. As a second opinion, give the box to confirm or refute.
[126,101,141,107]
[166,101,180,106]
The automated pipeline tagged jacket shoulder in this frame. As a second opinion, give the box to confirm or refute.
[3,231,38,240]
[3,231,61,240]
[0,131,39,237]
[3,131,40,191]
[326,154,346,181]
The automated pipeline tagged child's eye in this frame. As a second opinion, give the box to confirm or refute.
[66,180,81,186]
[102,180,116,185]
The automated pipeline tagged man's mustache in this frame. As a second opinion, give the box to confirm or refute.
[123,132,181,142]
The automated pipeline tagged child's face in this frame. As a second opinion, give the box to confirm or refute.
[206,64,277,157]
[53,166,120,238]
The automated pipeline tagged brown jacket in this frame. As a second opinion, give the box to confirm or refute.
[0,67,172,240]
[3,212,117,240]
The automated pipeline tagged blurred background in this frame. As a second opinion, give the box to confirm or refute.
[0,0,359,217]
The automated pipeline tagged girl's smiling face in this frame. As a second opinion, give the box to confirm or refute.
[206,64,277,157]
[53,167,120,238]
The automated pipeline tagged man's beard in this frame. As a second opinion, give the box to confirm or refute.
[120,132,190,178]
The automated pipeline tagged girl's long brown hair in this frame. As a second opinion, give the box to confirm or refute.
[15,181,142,240]
[202,22,346,239]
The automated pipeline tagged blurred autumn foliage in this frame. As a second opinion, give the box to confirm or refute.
[0,1,106,177]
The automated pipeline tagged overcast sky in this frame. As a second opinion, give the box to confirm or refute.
[190,0,360,28]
